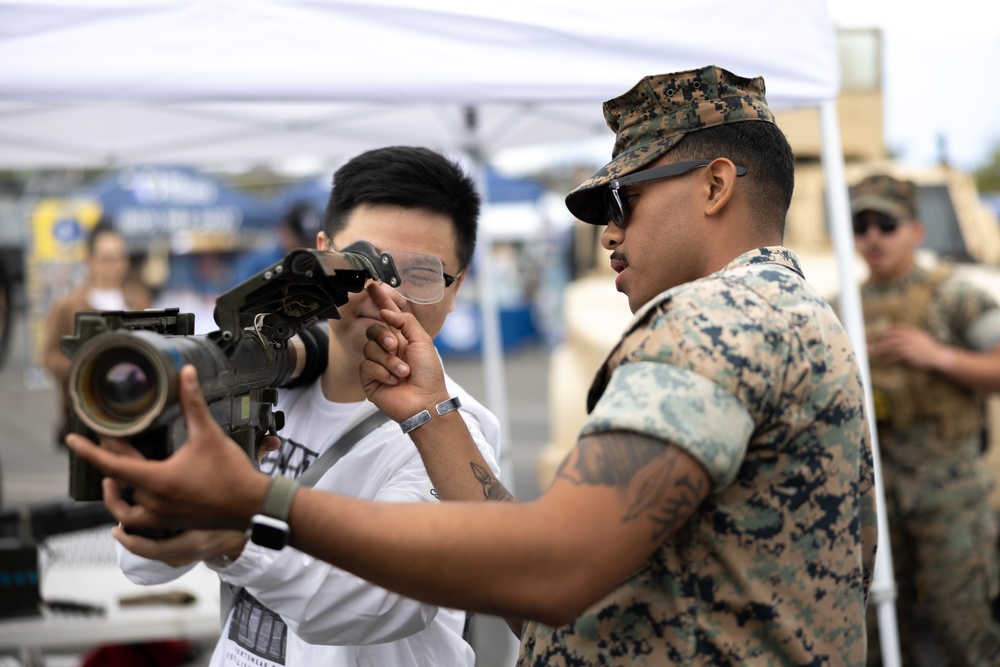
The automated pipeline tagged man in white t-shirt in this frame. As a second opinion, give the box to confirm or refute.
[113,146,508,666]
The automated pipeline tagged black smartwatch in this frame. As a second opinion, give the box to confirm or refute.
[248,475,299,550]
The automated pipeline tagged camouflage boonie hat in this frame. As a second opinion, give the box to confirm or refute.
[565,65,775,225]
[850,173,918,220]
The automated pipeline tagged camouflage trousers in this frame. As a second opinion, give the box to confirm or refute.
[867,455,1000,667]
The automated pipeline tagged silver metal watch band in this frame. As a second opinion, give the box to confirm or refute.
[434,396,462,416]
[399,396,462,434]
[400,409,431,434]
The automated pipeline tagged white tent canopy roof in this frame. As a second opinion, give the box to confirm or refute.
[0,0,840,168]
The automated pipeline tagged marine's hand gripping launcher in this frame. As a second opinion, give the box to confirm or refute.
[63,242,400,502]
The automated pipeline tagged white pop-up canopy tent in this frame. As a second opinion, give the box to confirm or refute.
[0,1,900,663]
[0,0,839,167]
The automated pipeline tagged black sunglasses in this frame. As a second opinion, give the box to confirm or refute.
[852,211,900,236]
[604,159,748,228]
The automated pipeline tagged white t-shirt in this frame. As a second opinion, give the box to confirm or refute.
[117,371,502,667]
[87,287,128,311]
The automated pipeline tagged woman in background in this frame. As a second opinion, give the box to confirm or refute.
[43,221,152,449]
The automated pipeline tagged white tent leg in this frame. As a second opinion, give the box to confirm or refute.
[819,99,901,667]
[459,115,515,493]
[475,222,514,487]
[463,132,520,665]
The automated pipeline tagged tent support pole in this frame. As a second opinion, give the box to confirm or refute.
[819,99,901,667]
[465,158,521,667]
[462,108,514,491]
[461,106,520,663]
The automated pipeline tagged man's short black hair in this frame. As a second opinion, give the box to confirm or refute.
[323,146,481,270]
[668,121,795,237]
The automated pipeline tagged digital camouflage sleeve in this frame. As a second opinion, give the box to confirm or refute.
[519,247,878,667]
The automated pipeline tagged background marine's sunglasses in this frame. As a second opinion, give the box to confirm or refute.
[852,211,901,236]
[604,159,748,228]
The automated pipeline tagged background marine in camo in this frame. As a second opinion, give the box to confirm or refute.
[850,172,1000,666]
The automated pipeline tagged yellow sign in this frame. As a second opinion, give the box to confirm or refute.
[23,198,104,386]
[29,199,103,262]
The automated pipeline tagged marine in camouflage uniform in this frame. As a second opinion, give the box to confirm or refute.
[850,174,1000,666]
[519,246,877,665]
[518,66,878,666]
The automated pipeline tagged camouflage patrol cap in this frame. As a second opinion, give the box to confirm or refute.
[850,173,919,220]
[565,65,775,225]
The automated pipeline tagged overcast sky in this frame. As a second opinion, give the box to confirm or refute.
[827,0,1000,171]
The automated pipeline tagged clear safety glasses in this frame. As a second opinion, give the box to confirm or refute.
[382,247,461,304]
[333,243,461,305]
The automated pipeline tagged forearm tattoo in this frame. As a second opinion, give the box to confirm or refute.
[471,462,515,502]
[556,432,707,541]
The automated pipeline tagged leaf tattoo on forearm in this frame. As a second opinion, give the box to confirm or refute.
[556,432,707,541]
[471,462,515,502]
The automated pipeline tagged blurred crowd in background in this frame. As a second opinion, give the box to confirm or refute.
[0,161,597,389]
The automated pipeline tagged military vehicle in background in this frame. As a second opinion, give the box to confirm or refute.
[538,29,1000,512]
